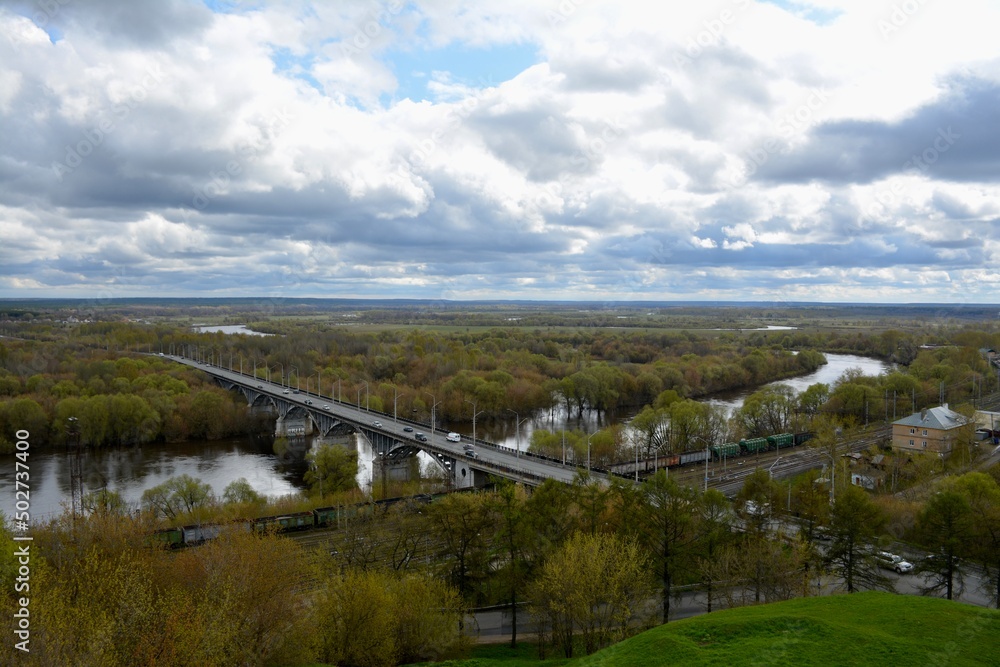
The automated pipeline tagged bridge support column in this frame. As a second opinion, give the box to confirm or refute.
[276,414,313,437]
[451,460,482,490]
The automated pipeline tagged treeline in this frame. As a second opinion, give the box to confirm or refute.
[0,343,261,450]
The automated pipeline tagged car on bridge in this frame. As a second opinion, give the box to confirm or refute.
[403,426,413,432]
[414,432,427,442]
[446,432,461,442]
[372,420,383,428]
[323,404,331,410]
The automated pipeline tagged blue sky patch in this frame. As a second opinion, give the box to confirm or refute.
[381,42,539,104]
[760,0,842,25]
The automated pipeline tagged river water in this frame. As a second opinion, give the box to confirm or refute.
[0,353,891,521]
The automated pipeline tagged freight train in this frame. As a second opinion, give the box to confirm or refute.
[148,491,451,549]
[606,432,813,477]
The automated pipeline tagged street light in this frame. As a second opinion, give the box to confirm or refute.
[507,409,528,459]
[587,431,594,472]
[425,392,441,441]
[687,435,713,492]
[290,365,300,390]
[392,386,399,423]
[769,456,783,480]
[466,399,484,446]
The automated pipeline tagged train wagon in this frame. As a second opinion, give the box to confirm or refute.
[252,511,314,533]
[793,431,814,446]
[182,523,226,546]
[740,437,769,454]
[148,527,184,549]
[711,442,741,459]
[767,433,795,450]
[679,450,710,465]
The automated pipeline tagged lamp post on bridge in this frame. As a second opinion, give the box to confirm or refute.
[587,431,594,473]
[356,381,369,412]
[425,392,441,442]
[466,399,484,446]
[290,365,300,391]
[392,385,399,423]
[506,409,528,459]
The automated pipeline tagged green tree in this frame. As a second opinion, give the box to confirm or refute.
[826,485,890,593]
[304,444,359,497]
[915,488,974,600]
[529,531,654,658]
[222,477,263,505]
[638,470,697,622]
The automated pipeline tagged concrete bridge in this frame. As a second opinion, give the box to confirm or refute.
[165,355,603,489]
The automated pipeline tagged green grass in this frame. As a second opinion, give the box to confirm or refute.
[411,594,1000,667]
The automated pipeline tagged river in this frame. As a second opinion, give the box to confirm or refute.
[0,353,891,521]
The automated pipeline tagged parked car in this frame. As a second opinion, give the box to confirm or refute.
[877,551,913,574]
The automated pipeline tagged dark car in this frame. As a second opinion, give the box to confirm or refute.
[403,426,414,432]
[415,432,427,442]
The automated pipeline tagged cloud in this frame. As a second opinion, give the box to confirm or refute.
[0,0,998,302]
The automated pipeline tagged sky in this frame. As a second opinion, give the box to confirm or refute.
[0,0,998,303]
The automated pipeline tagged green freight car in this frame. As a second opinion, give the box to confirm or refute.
[711,442,741,459]
[740,437,769,454]
[767,433,795,449]
[147,527,184,549]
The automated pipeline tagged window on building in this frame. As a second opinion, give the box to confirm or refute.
[909,428,915,434]
[922,441,927,448]
[909,439,914,446]
[922,429,928,436]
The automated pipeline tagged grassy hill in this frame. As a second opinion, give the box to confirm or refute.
[422,593,1000,667]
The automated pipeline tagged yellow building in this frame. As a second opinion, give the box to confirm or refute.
[891,405,970,456]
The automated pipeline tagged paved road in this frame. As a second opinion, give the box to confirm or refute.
[164,354,602,486]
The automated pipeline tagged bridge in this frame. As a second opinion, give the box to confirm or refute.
[164,355,603,489]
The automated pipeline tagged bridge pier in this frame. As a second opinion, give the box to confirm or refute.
[276,414,313,437]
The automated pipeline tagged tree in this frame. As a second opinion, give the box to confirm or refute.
[638,470,697,622]
[305,444,359,497]
[826,485,891,593]
[950,472,1000,608]
[141,475,213,520]
[915,488,974,600]
[529,531,654,657]
[427,491,493,602]
[222,477,263,505]
[488,480,532,648]
[81,488,130,517]
[695,488,734,612]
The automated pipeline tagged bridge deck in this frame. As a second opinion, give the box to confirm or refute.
[164,355,600,487]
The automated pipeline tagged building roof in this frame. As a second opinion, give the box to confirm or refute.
[893,405,970,430]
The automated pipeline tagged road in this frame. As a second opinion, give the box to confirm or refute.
[163,354,602,486]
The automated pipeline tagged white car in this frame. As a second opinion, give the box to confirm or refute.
[877,551,913,574]
[446,432,461,442]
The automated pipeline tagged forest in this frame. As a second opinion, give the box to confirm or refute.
[0,303,999,665]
